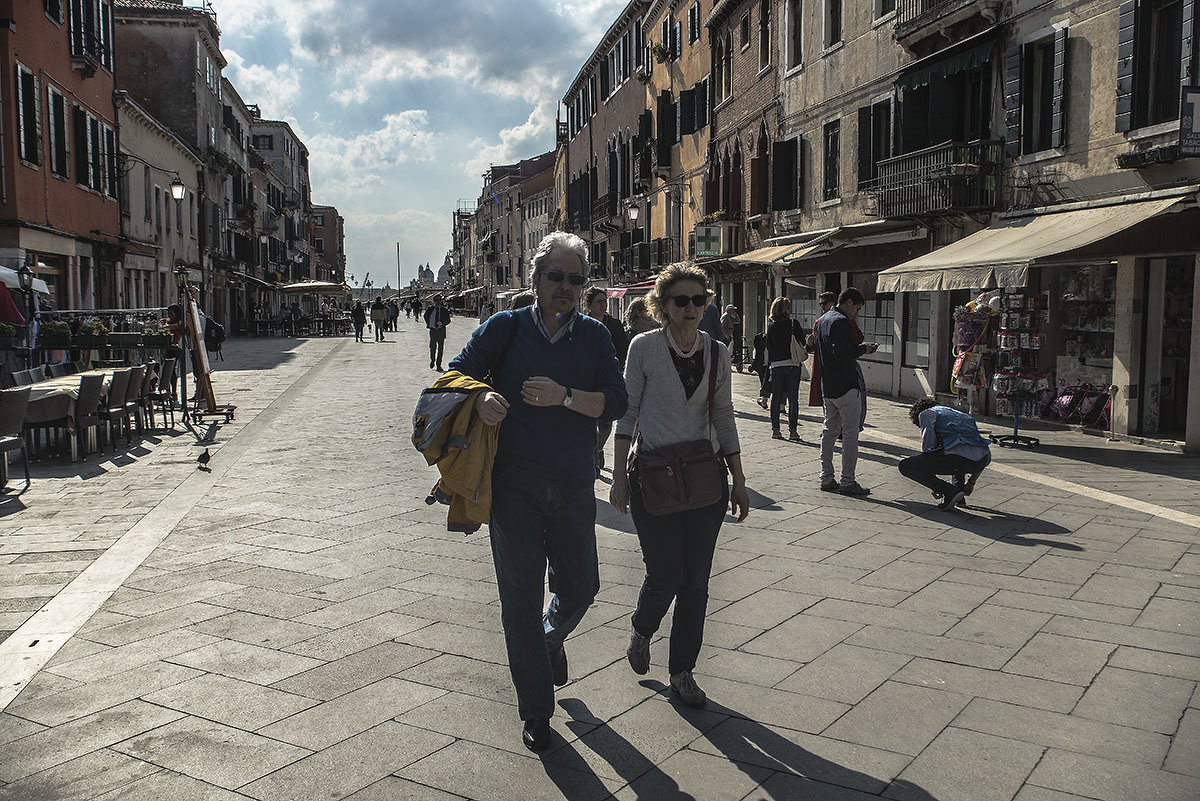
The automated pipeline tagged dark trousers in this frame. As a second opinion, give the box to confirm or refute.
[353,324,364,341]
[428,330,445,366]
[770,365,801,432]
[629,474,728,675]
[899,450,988,499]
[490,464,599,720]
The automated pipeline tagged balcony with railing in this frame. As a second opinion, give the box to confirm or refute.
[869,140,1002,219]
[895,0,1000,53]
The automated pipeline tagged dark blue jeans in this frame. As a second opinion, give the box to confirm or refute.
[898,450,988,499]
[629,474,729,675]
[489,463,599,720]
[770,365,802,432]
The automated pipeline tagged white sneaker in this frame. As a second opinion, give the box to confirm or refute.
[669,670,707,707]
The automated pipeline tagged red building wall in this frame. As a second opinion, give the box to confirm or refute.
[0,0,121,307]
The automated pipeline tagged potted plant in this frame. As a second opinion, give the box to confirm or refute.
[73,318,109,348]
[635,68,651,84]
[141,325,172,348]
[651,41,669,63]
[38,321,71,348]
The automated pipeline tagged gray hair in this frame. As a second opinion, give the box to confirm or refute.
[529,232,589,284]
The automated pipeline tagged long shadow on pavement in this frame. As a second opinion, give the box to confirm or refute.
[644,680,943,800]
[873,498,1084,551]
[543,698,694,800]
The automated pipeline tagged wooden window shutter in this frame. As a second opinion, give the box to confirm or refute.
[1183,0,1196,86]
[32,74,43,165]
[1004,45,1024,155]
[656,92,675,165]
[694,78,709,128]
[679,89,696,135]
[15,67,26,163]
[771,138,798,210]
[639,109,653,140]
[1050,28,1068,149]
[1115,0,1137,133]
[673,21,682,60]
[857,105,873,188]
[795,137,805,209]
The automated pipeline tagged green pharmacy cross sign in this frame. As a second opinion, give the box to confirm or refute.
[695,225,722,257]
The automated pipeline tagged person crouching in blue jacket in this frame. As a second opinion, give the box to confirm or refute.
[899,398,990,511]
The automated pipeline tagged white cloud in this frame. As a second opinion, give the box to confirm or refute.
[462,100,558,178]
[223,50,301,118]
[304,111,436,204]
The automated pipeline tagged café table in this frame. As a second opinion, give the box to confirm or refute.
[25,369,117,460]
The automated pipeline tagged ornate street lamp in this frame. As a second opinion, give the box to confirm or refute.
[169,177,186,201]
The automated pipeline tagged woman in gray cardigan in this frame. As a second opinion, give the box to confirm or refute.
[610,264,750,707]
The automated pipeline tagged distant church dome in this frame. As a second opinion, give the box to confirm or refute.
[436,256,454,286]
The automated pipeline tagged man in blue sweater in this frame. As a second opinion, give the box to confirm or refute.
[449,232,628,753]
[900,398,991,511]
[815,288,877,496]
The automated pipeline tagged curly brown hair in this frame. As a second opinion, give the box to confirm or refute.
[645,264,711,324]
[909,397,939,427]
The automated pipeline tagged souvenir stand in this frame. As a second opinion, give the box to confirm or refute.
[950,304,997,414]
[990,291,1051,448]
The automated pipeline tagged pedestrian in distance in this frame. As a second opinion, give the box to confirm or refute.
[370,296,386,341]
[699,295,725,343]
[815,288,878,495]
[624,297,659,338]
[750,328,770,409]
[387,300,398,331]
[351,301,367,342]
[610,264,750,708]
[424,295,451,370]
[405,300,412,319]
[766,297,806,442]
[899,398,990,511]
[448,231,628,753]
[720,304,741,352]
[583,286,629,478]
[479,301,494,325]
[510,291,535,310]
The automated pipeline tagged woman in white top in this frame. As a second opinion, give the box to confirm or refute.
[610,264,750,707]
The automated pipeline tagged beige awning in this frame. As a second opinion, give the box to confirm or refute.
[878,196,1185,292]
[729,244,808,265]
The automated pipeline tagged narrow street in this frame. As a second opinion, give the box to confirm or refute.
[0,320,1197,801]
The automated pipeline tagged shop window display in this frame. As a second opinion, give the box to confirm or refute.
[1053,263,1115,387]
[902,292,931,368]
[848,272,894,361]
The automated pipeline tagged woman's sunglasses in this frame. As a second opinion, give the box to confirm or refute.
[670,294,709,308]
[543,269,588,286]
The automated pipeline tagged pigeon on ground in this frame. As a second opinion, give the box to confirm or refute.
[197,448,211,469]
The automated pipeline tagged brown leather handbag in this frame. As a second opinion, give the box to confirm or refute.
[631,340,726,515]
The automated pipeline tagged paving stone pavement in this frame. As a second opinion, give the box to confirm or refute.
[0,316,1197,801]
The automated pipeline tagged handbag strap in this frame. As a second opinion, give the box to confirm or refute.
[706,337,718,431]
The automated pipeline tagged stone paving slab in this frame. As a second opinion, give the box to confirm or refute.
[0,325,1196,799]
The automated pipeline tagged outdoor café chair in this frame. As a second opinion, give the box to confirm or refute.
[11,368,39,387]
[149,358,177,429]
[97,368,132,452]
[47,363,69,378]
[122,365,146,440]
[130,362,156,434]
[73,373,105,460]
[0,386,32,488]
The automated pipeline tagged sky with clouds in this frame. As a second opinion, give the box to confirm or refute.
[210,0,627,290]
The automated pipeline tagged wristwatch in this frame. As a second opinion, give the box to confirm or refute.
[562,387,574,408]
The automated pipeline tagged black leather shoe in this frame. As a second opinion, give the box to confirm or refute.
[522,717,552,752]
[549,644,568,686]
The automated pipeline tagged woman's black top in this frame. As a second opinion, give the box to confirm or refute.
[668,347,706,400]
[766,319,804,363]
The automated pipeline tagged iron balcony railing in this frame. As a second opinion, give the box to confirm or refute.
[870,140,1002,218]
[896,0,1000,41]
[592,193,616,223]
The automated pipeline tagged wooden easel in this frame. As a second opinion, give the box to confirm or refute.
[184,289,236,423]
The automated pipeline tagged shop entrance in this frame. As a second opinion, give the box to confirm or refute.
[1142,257,1194,439]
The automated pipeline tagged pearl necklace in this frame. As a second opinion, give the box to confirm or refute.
[666,327,701,358]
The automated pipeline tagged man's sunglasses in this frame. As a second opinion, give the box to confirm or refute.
[543,269,588,286]
[670,294,709,308]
